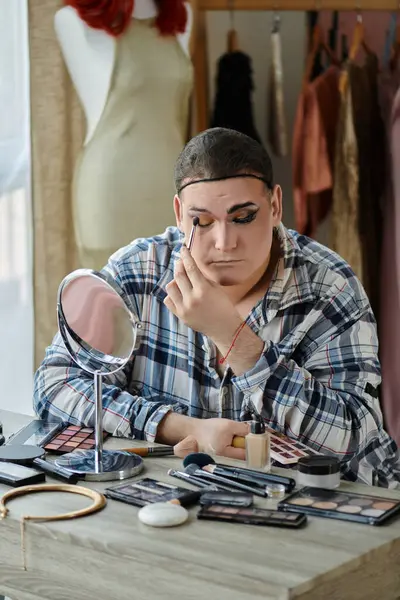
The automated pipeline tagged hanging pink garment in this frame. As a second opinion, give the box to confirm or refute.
[292,66,340,237]
[379,73,400,446]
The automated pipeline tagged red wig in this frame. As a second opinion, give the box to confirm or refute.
[64,0,187,37]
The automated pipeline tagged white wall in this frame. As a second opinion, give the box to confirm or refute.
[206,10,308,231]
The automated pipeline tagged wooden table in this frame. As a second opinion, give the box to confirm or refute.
[1,409,400,600]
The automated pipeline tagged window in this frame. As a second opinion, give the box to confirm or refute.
[0,0,34,414]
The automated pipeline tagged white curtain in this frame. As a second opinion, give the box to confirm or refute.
[0,0,34,414]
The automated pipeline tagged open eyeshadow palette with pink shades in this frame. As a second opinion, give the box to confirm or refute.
[42,424,109,455]
[269,432,321,466]
[278,487,400,526]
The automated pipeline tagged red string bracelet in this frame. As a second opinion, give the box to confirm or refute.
[219,321,247,365]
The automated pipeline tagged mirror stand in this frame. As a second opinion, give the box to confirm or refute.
[54,269,145,482]
[55,368,143,481]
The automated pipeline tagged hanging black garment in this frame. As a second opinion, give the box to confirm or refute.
[210,51,262,144]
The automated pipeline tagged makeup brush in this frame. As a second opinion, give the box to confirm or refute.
[122,446,175,457]
[187,216,199,252]
[183,452,296,492]
[232,435,245,449]
[167,468,221,490]
[184,464,268,497]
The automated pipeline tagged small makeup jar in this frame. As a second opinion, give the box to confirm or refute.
[297,456,341,489]
[266,483,286,499]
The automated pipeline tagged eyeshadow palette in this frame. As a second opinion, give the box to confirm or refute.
[197,505,307,528]
[43,425,109,455]
[269,432,321,466]
[278,486,400,526]
[105,477,201,508]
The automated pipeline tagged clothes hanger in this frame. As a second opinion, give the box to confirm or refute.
[272,0,281,35]
[227,0,239,53]
[302,0,339,86]
[303,22,339,86]
[339,8,373,95]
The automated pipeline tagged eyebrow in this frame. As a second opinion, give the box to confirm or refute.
[188,202,258,215]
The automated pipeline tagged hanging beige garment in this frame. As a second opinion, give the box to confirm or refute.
[331,71,363,282]
[268,29,288,157]
[73,18,193,270]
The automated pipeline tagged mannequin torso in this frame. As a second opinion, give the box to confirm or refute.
[55,0,192,145]
[54,0,194,270]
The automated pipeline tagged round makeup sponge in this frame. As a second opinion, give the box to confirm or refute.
[182,452,215,469]
[138,502,189,527]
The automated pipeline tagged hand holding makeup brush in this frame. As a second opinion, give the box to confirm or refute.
[173,434,247,459]
[164,245,242,342]
[172,419,250,461]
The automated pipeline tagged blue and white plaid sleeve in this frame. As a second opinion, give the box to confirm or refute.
[33,331,189,441]
[33,238,188,441]
[232,278,400,488]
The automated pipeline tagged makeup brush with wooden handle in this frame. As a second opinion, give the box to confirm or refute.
[122,435,247,459]
[232,436,246,449]
[122,446,175,457]
[173,435,247,459]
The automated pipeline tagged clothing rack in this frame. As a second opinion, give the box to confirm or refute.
[191,0,400,132]
[199,1,398,9]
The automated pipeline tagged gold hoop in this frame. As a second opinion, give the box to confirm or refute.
[0,484,107,570]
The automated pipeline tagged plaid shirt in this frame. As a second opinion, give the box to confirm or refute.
[34,224,400,488]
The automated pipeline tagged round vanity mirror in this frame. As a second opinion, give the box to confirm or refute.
[55,269,144,481]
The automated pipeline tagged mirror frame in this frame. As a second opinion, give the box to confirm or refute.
[57,268,142,375]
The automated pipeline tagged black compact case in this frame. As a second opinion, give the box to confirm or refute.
[199,491,253,507]
[105,478,201,508]
[0,461,46,487]
[197,505,307,528]
[6,420,64,447]
[278,487,400,526]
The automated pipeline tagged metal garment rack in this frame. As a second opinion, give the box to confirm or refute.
[191,0,400,132]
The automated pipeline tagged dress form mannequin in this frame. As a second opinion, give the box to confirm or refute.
[55,0,193,269]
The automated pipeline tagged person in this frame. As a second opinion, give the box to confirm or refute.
[33,127,400,488]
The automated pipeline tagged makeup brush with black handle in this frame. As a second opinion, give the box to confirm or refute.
[168,469,221,491]
[183,453,295,492]
[184,464,268,497]
[32,457,79,484]
[187,216,199,252]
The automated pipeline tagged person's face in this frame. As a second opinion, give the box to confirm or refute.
[174,176,282,287]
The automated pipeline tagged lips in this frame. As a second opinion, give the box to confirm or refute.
[210,260,242,264]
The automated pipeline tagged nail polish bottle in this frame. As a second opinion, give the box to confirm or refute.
[245,416,271,472]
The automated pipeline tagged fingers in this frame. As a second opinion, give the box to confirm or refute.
[180,245,204,287]
[173,259,193,296]
[173,435,199,458]
[220,446,246,461]
[163,293,177,315]
[165,280,182,306]
[232,421,251,437]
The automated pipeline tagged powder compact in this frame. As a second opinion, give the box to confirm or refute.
[197,505,307,528]
[278,486,400,526]
[105,478,201,508]
[296,456,341,489]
